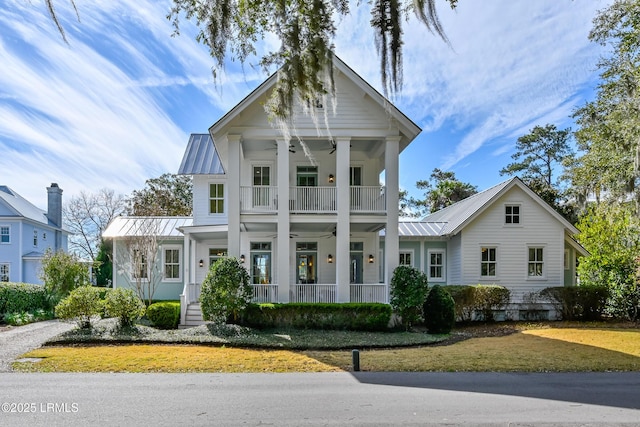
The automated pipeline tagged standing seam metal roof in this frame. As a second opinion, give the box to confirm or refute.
[178,134,225,175]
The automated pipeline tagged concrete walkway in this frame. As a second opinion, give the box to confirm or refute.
[0,320,75,372]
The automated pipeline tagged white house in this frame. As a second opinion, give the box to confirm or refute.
[0,183,69,284]
[103,57,587,326]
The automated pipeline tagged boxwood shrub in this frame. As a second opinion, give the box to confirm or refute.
[147,301,180,329]
[443,284,511,322]
[238,303,392,331]
[0,282,50,317]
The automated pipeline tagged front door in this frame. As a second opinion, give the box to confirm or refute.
[350,242,363,284]
[296,242,317,284]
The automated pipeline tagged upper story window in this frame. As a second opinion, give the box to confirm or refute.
[209,183,224,214]
[0,263,9,282]
[505,205,520,224]
[297,166,318,187]
[209,248,228,267]
[0,226,9,244]
[481,247,497,277]
[163,247,181,281]
[428,250,445,282]
[528,247,544,277]
[253,166,270,186]
[350,166,362,186]
[33,230,38,247]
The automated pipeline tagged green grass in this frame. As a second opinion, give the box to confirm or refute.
[12,321,640,373]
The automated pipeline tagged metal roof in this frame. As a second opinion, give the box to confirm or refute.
[380,221,448,237]
[103,216,193,238]
[178,134,225,175]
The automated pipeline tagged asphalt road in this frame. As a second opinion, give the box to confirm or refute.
[1,372,639,426]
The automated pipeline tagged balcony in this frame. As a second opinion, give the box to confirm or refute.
[240,186,386,214]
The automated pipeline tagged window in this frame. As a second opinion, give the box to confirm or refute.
[399,251,413,266]
[296,242,316,284]
[131,249,148,280]
[0,226,9,244]
[251,242,272,285]
[163,247,181,280]
[209,248,228,267]
[505,205,520,224]
[528,247,544,277]
[349,166,362,186]
[33,230,38,247]
[0,263,9,282]
[252,166,271,207]
[428,250,445,281]
[297,166,318,187]
[43,232,47,241]
[209,183,224,214]
[481,247,497,277]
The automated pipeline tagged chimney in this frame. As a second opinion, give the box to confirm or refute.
[47,183,63,228]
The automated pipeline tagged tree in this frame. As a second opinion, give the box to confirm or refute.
[569,0,640,213]
[43,1,457,121]
[576,203,640,321]
[63,188,127,262]
[115,218,163,306]
[405,168,477,216]
[199,257,252,324]
[40,248,91,303]
[94,239,113,287]
[389,265,429,330]
[127,173,192,216]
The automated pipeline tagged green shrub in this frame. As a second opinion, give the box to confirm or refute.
[239,303,392,331]
[104,288,146,327]
[473,285,511,321]
[147,302,180,329]
[540,286,609,320]
[40,249,91,303]
[423,285,455,334]
[200,257,252,324]
[54,286,103,329]
[3,309,53,326]
[0,282,50,316]
[442,285,475,322]
[389,266,429,330]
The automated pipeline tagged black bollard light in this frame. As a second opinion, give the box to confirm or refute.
[352,349,360,372]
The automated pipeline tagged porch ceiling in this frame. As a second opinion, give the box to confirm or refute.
[241,138,380,155]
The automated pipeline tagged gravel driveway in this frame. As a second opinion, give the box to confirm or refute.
[0,320,75,372]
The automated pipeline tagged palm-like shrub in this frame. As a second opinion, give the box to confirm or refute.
[55,286,103,329]
[423,285,455,334]
[104,288,146,327]
[200,257,252,324]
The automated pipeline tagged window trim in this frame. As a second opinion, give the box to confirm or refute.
[527,245,546,280]
[504,203,521,226]
[162,245,182,282]
[0,225,10,244]
[130,248,149,282]
[480,246,498,278]
[427,249,446,282]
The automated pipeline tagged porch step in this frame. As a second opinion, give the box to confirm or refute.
[180,303,205,328]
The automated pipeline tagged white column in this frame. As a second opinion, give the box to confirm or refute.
[111,239,118,289]
[227,134,242,257]
[183,232,190,285]
[277,138,291,302]
[336,137,351,302]
[385,136,401,292]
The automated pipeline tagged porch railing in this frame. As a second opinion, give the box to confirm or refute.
[350,284,387,303]
[239,185,386,214]
[290,284,337,303]
[252,284,279,303]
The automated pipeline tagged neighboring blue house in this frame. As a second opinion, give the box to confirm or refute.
[0,183,69,284]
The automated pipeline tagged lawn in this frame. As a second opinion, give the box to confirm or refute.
[12,322,640,373]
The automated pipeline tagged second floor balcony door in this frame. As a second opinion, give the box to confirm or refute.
[253,166,271,208]
[350,166,362,209]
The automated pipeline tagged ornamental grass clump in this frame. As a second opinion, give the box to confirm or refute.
[199,257,252,324]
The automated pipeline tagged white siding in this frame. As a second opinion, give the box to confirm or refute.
[448,233,462,284]
[192,175,228,226]
[459,186,565,301]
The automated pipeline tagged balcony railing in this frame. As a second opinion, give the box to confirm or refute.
[240,185,386,214]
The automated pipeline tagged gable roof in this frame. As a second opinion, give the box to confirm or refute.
[178,134,225,175]
[0,185,59,228]
[208,55,421,152]
[400,177,582,239]
[103,216,193,238]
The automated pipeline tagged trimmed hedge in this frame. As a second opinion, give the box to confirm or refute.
[539,286,609,321]
[0,282,50,316]
[147,301,180,329]
[443,284,511,322]
[238,303,392,331]
[423,285,455,334]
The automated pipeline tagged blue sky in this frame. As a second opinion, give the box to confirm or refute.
[1,0,610,210]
